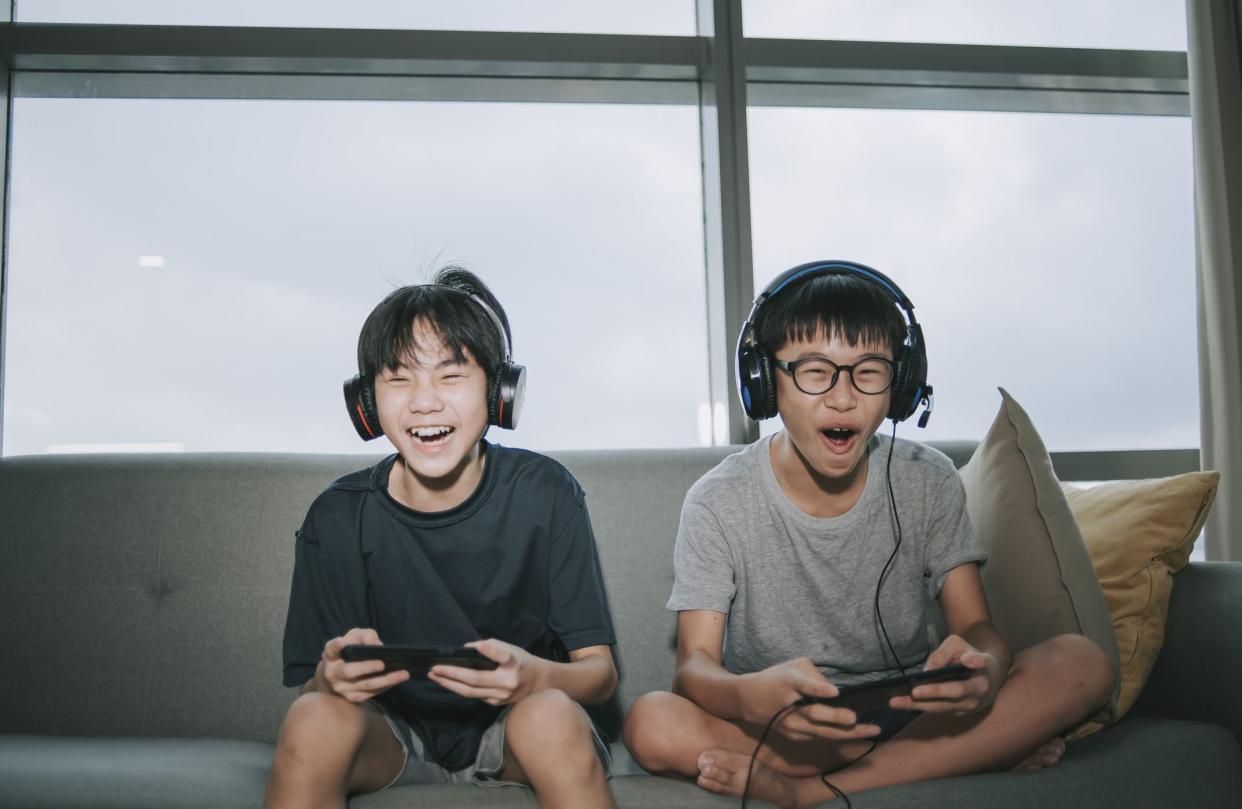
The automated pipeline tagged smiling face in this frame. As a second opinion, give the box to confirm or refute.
[772,330,894,500]
[374,318,491,510]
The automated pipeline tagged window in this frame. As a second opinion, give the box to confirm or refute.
[4,96,708,453]
[743,0,1187,50]
[16,0,697,35]
[749,107,1197,452]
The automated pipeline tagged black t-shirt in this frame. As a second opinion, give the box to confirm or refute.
[281,441,616,771]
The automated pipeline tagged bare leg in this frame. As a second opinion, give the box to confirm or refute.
[263,692,406,809]
[499,689,616,809]
[691,634,1114,808]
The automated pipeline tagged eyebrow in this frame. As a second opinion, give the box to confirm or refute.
[793,350,891,362]
[387,357,469,373]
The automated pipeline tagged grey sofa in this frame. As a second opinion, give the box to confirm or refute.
[1,445,1240,809]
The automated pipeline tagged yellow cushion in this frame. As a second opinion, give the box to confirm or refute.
[1062,472,1219,739]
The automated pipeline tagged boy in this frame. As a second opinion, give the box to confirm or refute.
[265,267,618,809]
[623,261,1115,808]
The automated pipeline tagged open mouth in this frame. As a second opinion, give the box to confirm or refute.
[408,426,455,446]
[821,427,857,447]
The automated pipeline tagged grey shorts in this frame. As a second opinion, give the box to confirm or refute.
[375,701,612,789]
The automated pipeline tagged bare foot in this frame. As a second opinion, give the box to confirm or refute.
[1012,737,1066,770]
[697,748,802,808]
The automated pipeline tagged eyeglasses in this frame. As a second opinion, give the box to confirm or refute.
[772,356,896,396]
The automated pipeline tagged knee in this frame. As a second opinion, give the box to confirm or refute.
[507,689,595,763]
[622,691,692,772]
[274,692,369,769]
[1022,633,1117,710]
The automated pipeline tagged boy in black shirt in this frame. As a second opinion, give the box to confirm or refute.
[265,268,618,809]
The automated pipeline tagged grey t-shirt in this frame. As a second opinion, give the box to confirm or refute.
[667,432,986,686]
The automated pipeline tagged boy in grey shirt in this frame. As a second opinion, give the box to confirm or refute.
[623,262,1115,808]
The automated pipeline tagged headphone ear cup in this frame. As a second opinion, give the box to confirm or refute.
[343,375,383,441]
[489,363,527,429]
[887,345,926,423]
[756,348,778,420]
[737,324,777,421]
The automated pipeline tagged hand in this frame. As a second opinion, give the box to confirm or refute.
[889,634,1001,714]
[314,627,410,703]
[428,638,549,706]
[739,658,882,743]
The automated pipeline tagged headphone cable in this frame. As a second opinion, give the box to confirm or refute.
[740,423,909,809]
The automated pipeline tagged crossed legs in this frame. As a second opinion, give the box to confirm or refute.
[624,634,1115,808]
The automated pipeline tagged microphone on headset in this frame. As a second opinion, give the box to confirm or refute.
[917,385,935,428]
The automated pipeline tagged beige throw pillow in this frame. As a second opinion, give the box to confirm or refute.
[1061,472,1219,737]
[958,388,1121,724]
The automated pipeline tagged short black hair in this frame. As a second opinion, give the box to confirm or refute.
[753,272,907,358]
[356,266,512,384]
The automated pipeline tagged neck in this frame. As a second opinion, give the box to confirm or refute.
[388,443,486,512]
[770,432,869,518]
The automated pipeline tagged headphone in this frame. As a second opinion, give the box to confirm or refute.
[343,285,527,440]
[736,260,933,427]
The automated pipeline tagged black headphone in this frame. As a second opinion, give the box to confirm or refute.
[736,260,933,427]
[343,285,527,440]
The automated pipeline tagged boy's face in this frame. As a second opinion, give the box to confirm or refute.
[374,319,490,482]
[773,331,893,484]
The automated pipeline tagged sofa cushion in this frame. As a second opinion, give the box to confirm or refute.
[836,716,1242,808]
[958,388,1121,722]
[0,736,273,809]
[1063,472,1220,737]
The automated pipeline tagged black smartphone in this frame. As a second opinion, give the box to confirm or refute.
[339,645,499,676]
[796,663,975,713]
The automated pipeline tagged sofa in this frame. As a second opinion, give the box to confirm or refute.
[1,445,1240,808]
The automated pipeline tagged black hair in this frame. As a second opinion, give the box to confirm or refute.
[753,272,907,358]
[356,265,512,384]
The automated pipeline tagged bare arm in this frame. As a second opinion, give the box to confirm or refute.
[890,563,1009,713]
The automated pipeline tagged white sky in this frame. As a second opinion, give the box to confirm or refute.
[1,2,1196,455]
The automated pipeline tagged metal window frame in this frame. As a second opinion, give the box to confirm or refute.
[0,12,1197,477]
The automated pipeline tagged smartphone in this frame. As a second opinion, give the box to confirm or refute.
[339,645,499,676]
[796,663,975,713]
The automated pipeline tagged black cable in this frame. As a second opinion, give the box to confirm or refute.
[739,423,911,809]
[740,701,800,809]
[876,420,913,677]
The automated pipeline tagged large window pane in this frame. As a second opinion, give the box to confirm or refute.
[748,107,1196,453]
[15,0,696,35]
[5,97,707,454]
[744,1,1187,51]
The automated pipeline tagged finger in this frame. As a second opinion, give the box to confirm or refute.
[925,637,964,670]
[466,639,510,665]
[355,668,410,693]
[324,636,346,660]
[337,669,410,701]
[791,718,882,741]
[341,627,380,646]
[902,698,978,715]
[800,703,858,727]
[913,681,966,701]
[427,671,508,702]
[339,659,388,681]
[793,671,838,700]
[959,651,990,670]
[430,664,499,688]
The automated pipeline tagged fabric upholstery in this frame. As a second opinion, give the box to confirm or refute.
[957,389,1121,721]
[1063,472,1219,737]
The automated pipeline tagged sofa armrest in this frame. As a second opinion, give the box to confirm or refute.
[1132,561,1242,743]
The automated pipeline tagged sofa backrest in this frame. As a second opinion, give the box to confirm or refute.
[0,442,978,758]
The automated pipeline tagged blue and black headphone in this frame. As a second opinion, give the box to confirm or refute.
[343,285,527,440]
[736,260,933,427]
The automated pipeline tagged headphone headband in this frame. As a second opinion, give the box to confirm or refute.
[736,260,932,426]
